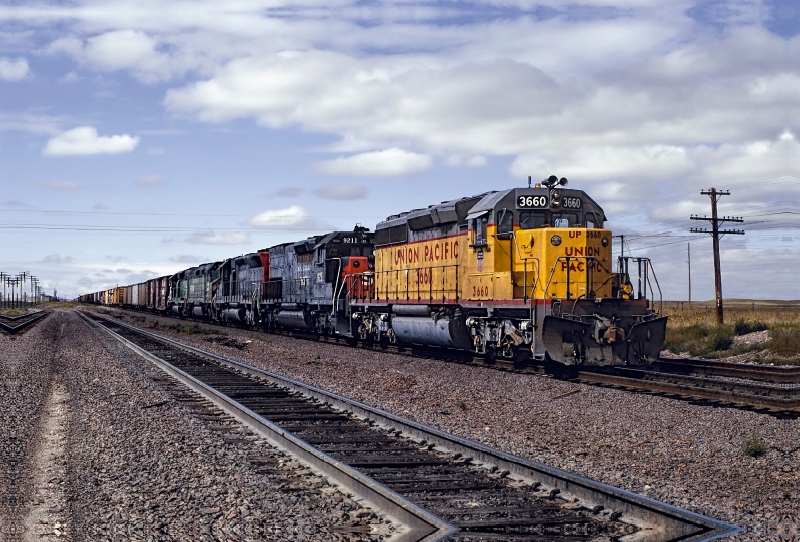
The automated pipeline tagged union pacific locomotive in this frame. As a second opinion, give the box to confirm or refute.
[79,177,667,366]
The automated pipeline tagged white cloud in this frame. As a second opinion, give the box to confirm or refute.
[185,230,249,245]
[49,30,180,83]
[170,254,207,264]
[41,254,73,264]
[313,183,368,200]
[446,155,487,167]
[156,22,800,190]
[85,30,160,69]
[246,205,310,228]
[59,71,79,83]
[135,175,166,188]
[0,57,29,80]
[0,113,64,135]
[316,149,433,177]
[511,145,693,181]
[37,180,82,192]
[5,1,800,301]
[274,187,303,197]
[43,126,140,156]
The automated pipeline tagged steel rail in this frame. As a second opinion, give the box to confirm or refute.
[653,358,800,384]
[0,309,44,321]
[575,368,800,416]
[0,311,49,335]
[83,310,739,542]
[79,311,454,542]
[90,306,799,417]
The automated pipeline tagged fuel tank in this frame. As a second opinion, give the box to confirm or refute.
[275,310,314,330]
[392,305,432,316]
[391,316,472,349]
[224,308,246,323]
[192,307,204,317]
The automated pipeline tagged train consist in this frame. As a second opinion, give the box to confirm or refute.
[79,177,667,366]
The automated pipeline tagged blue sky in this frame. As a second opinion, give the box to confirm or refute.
[0,0,798,300]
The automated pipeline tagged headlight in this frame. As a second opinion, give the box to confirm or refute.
[601,236,609,247]
[551,235,562,247]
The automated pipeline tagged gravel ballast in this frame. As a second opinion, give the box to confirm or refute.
[3,311,392,541]
[100,308,799,542]
[0,311,61,540]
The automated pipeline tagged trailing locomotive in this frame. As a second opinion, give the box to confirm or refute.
[79,177,666,367]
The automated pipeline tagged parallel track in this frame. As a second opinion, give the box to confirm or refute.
[83,310,737,542]
[573,367,800,419]
[0,311,49,335]
[91,306,800,418]
[652,358,800,383]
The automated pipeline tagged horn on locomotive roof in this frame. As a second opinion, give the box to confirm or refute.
[542,175,568,189]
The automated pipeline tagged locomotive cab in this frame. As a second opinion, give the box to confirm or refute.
[263,226,375,335]
[474,184,666,366]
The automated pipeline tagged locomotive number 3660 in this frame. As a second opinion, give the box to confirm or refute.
[472,285,490,297]
[517,195,548,208]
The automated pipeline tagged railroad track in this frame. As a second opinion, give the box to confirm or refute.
[652,358,800,383]
[574,366,800,419]
[81,310,737,542]
[0,310,50,335]
[89,306,800,418]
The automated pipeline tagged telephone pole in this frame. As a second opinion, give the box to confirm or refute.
[687,243,691,306]
[690,188,744,324]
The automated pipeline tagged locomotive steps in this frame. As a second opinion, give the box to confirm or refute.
[82,310,738,542]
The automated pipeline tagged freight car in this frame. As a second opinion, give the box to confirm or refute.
[78,177,666,367]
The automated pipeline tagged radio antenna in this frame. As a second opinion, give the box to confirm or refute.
[527,176,531,188]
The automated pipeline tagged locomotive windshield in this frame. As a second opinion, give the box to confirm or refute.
[519,211,547,229]
[553,212,579,227]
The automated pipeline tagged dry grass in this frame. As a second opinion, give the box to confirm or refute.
[663,300,800,327]
[662,300,800,364]
[0,307,29,317]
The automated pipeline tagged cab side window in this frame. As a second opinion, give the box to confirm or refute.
[585,210,603,229]
[470,217,489,246]
[478,218,487,244]
[497,209,513,234]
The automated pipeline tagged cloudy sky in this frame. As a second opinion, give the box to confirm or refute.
[0,0,797,301]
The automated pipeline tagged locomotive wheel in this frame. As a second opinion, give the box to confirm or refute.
[512,348,532,369]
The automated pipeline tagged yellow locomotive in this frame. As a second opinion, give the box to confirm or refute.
[349,176,666,366]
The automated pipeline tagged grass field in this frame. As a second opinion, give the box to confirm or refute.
[0,307,30,317]
[661,300,800,364]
